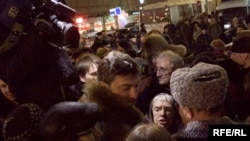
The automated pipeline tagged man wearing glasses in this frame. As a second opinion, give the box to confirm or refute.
[155,50,184,94]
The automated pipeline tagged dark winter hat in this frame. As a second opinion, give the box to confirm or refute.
[3,103,44,141]
[39,102,99,141]
[170,62,229,110]
[96,32,102,36]
[191,51,217,67]
[232,36,250,53]
[210,39,225,51]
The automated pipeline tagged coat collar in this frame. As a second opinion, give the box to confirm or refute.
[83,80,144,127]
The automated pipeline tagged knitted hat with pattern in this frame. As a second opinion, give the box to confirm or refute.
[3,103,43,141]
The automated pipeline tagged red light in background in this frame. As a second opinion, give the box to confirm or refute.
[75,17,84,24]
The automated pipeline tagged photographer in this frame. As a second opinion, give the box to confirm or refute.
[0,0,82,111]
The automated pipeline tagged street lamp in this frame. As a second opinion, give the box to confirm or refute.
[137,0,144,52]
[138,0,144,32]
[139,0,144,4]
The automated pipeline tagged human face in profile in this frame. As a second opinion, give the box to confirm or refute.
[0,79,17,104]
[156,58,173,86]
[108,74,140,104]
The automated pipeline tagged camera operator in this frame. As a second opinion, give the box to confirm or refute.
[0,0,82,112]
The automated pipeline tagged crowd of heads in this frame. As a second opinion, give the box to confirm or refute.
[2,6,250,141]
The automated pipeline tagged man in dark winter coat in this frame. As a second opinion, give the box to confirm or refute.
[39,63,144,141]
[230,36,250,121]
[83,50,144,141]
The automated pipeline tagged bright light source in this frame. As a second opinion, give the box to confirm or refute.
[139,0,144,4]
[224,23,231,29]
[76,17,84,24]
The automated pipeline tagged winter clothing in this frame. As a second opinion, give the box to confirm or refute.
[83,80,144,141]
[171,116,237,141]
[39,102,99,141]
[232,36,250,53]
[170,62,229,110]
[3,103,44,141]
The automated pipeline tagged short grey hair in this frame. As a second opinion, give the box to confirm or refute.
[151,93,174,107]
[157,50,184,71]
[148,93,177,121]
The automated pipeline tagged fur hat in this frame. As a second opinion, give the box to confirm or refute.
[96,47,108,59]
[142,35,169,60]
[232,36,250,53]
[210,39,225,51]
[39,102,99,140]
[169,44,187,57]
[3,103,44,141]
[170,62,229,109]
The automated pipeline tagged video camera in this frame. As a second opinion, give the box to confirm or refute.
[0,0,79,53]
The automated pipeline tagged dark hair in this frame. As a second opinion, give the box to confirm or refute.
[125,49,138,58]
[75,53,101,77]
[97,51,140,84]
[191,51,217,67]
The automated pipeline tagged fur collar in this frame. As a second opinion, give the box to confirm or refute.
[83,80,144,127]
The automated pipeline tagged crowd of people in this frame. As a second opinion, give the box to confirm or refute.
[1,2,250,140]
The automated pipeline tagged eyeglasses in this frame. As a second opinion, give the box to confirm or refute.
[155,67,172,74]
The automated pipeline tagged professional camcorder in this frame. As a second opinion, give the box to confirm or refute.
[0,0,79,54]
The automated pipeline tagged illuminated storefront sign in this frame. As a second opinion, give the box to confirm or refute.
[110,7,122,16]
[75,17,90,32]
